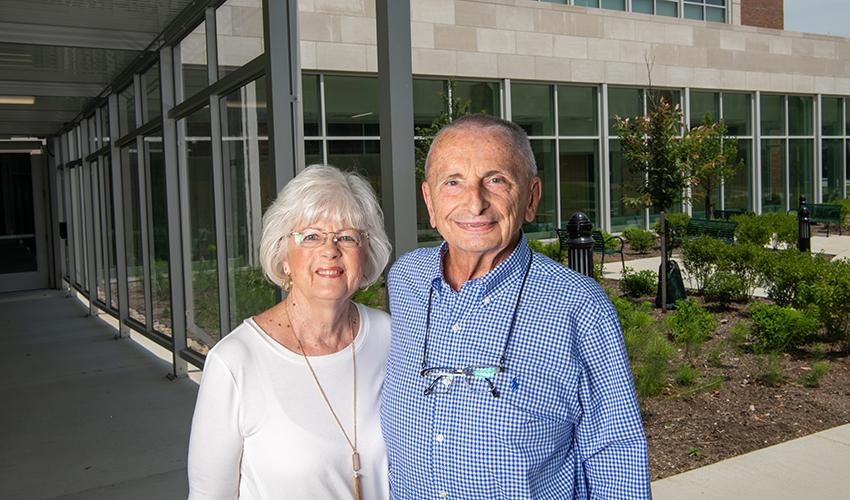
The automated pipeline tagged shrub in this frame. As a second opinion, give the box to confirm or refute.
[675,364,701,386]
[732,213,773,247]
[727,322,751,351]
[797,259,850,343]
[622,227,656,254]
[681,236,727,291]
[799,361,830,388]
[703,270,748,307]
[352,275,388,311]
[619,267,657,298]
[836,198,850,230]
[722,242,767,298]
[611,295,674,399]
[757,353,786,387]
[761,250,829,307]
[668,298,716,359]
[764,211,797,249]
[528,238,561,262]
[749,303,819,353]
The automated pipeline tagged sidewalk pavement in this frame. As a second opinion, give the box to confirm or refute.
[603,235,850,298]
[651,423,850,499]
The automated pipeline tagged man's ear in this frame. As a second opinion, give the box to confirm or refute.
[524,176,542,223]
[422,180,437,228]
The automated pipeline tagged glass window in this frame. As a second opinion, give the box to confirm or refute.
[512,83,554,137]
[788,139,813,205]
[760,94,785,136]
[455,80,500,116]
[525,140,556,237]
[413,79,447,133]
[220,77,276,330]
[0,154,37,274]
[722,92,751,136]
[142,63,161,124]
[822,139,844,202]
[706,6,725,22]
[122,145,146,325]
[178,106,219,354]
[609,139,643,231]
[574,0,599,6]
[788,95,813,136]
[87,116,97,152]
[216,0,264,78]
[90,162,105,302]
[302,74,321,137]
[560,140,598,226]
[601,0,626,10]
[144,134,173,337]
[118,84,136,137]
[328,140,382,201]
[632,0,653,13]
[846,98,850,135]
[105,159,118,311]
[177,22,208,102]
[684,3,704,20]
[656,0,678,17]
[558,85,598,137]
[304,140,323,166]
[761,138,786,212]
[725,140,751,210]
[100,105,110,145]
[324,75,379,137]
[608,87,644,135]
[70,167,83,286]
[690,91,720,128]
[822,97,843,136]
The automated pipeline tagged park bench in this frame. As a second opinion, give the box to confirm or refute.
[555,228,626,270]
[808,203,843,237]
[681,218,738,244]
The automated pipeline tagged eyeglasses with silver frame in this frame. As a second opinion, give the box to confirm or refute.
[288,228,368,248]
[421,365,503,398]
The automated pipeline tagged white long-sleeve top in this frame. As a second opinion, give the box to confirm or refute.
[188,303,391,500]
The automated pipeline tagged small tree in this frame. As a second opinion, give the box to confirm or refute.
[614,95,688,311]
[681,114,743,219]
[414,81,471,184]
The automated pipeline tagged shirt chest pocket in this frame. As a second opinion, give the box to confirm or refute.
[493,379,574,454]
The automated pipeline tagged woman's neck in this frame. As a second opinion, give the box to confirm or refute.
[283,288,355,353]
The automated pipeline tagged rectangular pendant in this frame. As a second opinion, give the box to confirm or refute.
[352,451,361,471]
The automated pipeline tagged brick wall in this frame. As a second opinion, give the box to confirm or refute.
[741,0,784,30]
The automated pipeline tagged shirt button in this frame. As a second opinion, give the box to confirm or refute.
[451,323,460,332]
[438,491,448,498]
[435,434,444,442]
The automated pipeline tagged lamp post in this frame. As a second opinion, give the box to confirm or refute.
[565,212,594,278]
[798,195,811,253]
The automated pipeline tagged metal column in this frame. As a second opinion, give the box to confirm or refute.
[376,0,417,261]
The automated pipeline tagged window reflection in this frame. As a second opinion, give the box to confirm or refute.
[145,135,173,336]
[216,0,264,78]
[178,106,220,354]
[220,77,276,330]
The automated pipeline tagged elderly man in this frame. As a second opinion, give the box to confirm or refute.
[381,114,650,499]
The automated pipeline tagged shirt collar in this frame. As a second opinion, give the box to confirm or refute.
[426,232,533,298]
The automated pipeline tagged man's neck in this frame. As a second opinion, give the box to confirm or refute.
[442,236,521,291]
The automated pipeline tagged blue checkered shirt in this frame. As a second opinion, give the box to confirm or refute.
[380,235,650,499]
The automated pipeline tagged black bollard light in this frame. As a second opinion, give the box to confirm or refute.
[566,212,595,278]
[798,195,811,253]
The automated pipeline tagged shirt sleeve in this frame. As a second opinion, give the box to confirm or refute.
[574,297,651,499]
[187,353,244,500]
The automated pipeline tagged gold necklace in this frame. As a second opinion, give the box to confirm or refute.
[283,300,362,500]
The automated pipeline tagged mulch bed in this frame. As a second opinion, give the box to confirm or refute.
[600,281,850,480]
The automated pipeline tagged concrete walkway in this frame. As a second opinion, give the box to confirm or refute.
[603,235,850,298]
[652,423,850,499]
[0,289,197,500]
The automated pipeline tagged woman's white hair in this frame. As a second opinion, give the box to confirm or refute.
[259,164,392,290]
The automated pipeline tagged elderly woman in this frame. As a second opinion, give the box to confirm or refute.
[188,165,392,500]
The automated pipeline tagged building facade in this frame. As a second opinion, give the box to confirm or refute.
[43,0,850,367]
